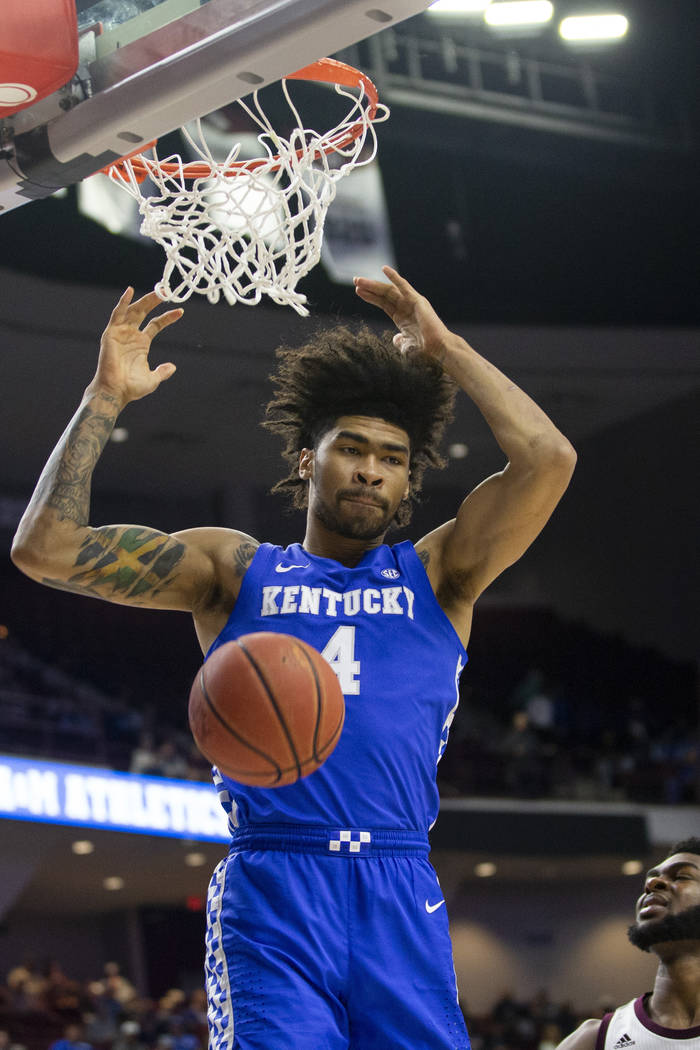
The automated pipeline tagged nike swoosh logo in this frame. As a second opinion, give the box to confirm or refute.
[425,899,445,914]
[275,563,310,573]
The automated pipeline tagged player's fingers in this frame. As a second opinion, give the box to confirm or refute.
[353,276,398,309]
[108,286,135,324]
[143,308,184,340]
[354,286,386,308]
[381,266,417,299]
[353,275,392,295]
[152,362,177,383]
[128,289,168,325]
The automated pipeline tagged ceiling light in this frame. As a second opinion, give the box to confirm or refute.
[110,427,129,443]
[448,442,469,459]
[428,0,492,13]
[103,876,125,891]
[622,859,643,876]
[184,851,207,867]
[559,13,629,41]
[485,1,553,26]
[475,861,497,877]
[71,840,95,855]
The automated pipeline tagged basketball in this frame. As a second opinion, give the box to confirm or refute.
[188,632,345,787]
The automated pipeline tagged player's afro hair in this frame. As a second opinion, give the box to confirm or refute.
[667,838,700,858]
[263,324,457,527]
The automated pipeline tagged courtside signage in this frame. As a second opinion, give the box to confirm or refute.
[0,754,228,841]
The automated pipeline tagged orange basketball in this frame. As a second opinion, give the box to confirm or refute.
[188,632,345,787]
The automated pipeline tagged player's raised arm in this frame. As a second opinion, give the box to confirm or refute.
[10,289,251,616]
[354,267,576,634]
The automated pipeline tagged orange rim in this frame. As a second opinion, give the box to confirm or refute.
[103,57,380,183]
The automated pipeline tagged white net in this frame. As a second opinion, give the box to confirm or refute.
[105,60,389,316]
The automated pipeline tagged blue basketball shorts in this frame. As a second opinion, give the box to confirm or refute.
[205,825,470,1050]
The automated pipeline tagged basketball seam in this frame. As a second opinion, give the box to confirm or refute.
[237,638,303,783]
[198,666,282,779]
[317,714,344,759]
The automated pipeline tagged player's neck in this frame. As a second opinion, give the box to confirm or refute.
[648,954,700,1028]
[301,519,386,567]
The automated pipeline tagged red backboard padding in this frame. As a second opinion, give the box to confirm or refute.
[0,0,79,116]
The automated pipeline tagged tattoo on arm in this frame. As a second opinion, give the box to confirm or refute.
[43,526,186,603]
[233,541,258,578]
[36,397,120,525]
[418,549,431,570]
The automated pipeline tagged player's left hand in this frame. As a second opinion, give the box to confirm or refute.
[353,266,451,364]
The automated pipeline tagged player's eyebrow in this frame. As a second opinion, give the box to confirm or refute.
[646,860,699,879]
[335,430,409,455]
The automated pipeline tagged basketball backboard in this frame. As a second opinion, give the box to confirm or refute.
[0,0,434,214]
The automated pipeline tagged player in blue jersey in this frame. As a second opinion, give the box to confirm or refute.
[12,266,576,1049]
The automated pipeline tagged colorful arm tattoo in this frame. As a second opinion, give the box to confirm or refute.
[43,526,186,602]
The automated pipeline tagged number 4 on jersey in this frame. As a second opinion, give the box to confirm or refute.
[321,626,360,695]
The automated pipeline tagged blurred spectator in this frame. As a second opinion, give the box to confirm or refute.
[164,1018,201,1050]
[44,961,85,1022]
[6,958,48,1014]
[85,962,137,1045]
[129,734,162,777]
[119,997,160,1046]
[0,1029,27,1050]
[178,989,207,1036]
[112,1020,149,1050]
[154,990,186,1033]
[500,711,548,797]
[129,736,188,780]
[184,743,213,783]
[153,740,188,780]
[47,1023,93,1050]
[100,963,136,1007]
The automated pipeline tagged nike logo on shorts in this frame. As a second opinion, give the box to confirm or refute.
[275,563,310,573]
[425,898,446,914]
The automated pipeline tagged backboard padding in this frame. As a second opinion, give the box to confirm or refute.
[0,0,434,213]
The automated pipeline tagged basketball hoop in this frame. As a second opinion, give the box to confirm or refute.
[102,58,389,316]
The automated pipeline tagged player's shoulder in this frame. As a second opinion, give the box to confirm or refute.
[173,525,260,563]
[413,518,460,570]
[556,1018,603,1050]
[173,526,261,607]
[413,519,473,607]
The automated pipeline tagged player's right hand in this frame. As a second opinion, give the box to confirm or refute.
[88,288,183,406]
[354,267,452,366]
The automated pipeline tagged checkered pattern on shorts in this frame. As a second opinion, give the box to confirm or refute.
[205,856,233,1050]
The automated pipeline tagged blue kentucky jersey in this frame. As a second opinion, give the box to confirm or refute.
[207,540,467,833]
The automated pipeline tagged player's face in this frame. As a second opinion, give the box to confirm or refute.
[636,853,700,923]
[301,415,411,541]
[627,852,700,951]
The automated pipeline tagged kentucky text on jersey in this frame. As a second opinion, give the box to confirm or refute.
[260,584,415,618]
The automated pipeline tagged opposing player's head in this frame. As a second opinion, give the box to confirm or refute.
[628,837,700,953]
[264,325,456,532]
